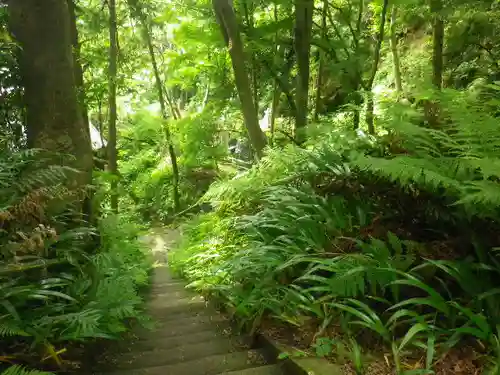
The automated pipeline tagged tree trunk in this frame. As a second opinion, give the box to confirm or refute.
[270,81,280,147]
[212,0,266,159]
[68,0,95,221]
[313,0,328,122]
[390,5,403,94]
[294,0,314,144]
[149,46,180,212]
[67,0,89,132]
[364,0,389,135]
[165,88,182,120]
[242,0,259,117]
[127,0,181,212]
[7,0,93,190]
[108,0,119,213]
[430,0,444,89]
[352,0,364,130]
[269,2,280,147]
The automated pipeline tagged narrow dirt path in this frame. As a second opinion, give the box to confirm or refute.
[89,228,283,375]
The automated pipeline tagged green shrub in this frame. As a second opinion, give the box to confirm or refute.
[0,149,151,371]
[170,88,500,370]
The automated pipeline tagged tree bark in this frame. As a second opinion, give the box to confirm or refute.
[67,0,89,133]
[242,0,259,118]
[430,0,444,90]
[313,0,328,122]
[68,0,95,221]
[365,0,389,135]
[294,0,314,144]
[108,0,119,213]
[269,2,280,147]
[212,0,266,159]
[390,5,403,94]
[7,0,93,189]
[352,0,364,130]
[128,0,181,212]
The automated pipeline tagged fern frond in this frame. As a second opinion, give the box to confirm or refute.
[1,365,53,375]
[0,320,29,337]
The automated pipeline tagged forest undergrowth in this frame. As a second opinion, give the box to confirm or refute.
[0,149,152,375]
[169,88,500,375]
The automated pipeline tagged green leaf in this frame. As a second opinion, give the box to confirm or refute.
[399,323,430,351]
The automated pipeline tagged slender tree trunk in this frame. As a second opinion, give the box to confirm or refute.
[97,96,106,147]
[430,0,444,89]
[270,82,280,147]
[352,0,364,130]
[390,6,403,94]
[108,0,119,213]
[424,0,444,128]
[148,45,181,212]
[67,0,89,133]
[242,1,259,117]
[313,0,328,122]
[364,0,389,135]
[212,0,267,159]
[294,0,314,143]
[269,3,280,147]
[68,0,95,221]
[127,0,181,212]
[165,88,182,120]
[7,0,93,192]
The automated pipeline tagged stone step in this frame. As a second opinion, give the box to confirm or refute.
[134,318,228,339]
[148,293,205,307]
[147,288,198,303]
[148,280,187,290]
[145,301,208,320]
[148,308,225,325]
[122,329,242,352]
[217,364,283,375]
[99,350,267,375]
[99,337,249,370]
[149,306,215,321]
[151,270,181,284]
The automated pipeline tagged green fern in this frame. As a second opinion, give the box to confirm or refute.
[1,366,53,375]
[0,320,29,338]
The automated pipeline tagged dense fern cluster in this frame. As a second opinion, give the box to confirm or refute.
[0,149,151,374]
[170,89,500,373]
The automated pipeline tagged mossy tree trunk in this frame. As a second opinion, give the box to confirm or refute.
[7,0,93,196]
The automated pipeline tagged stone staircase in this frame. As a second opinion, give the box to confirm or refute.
[89,231,283,375]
